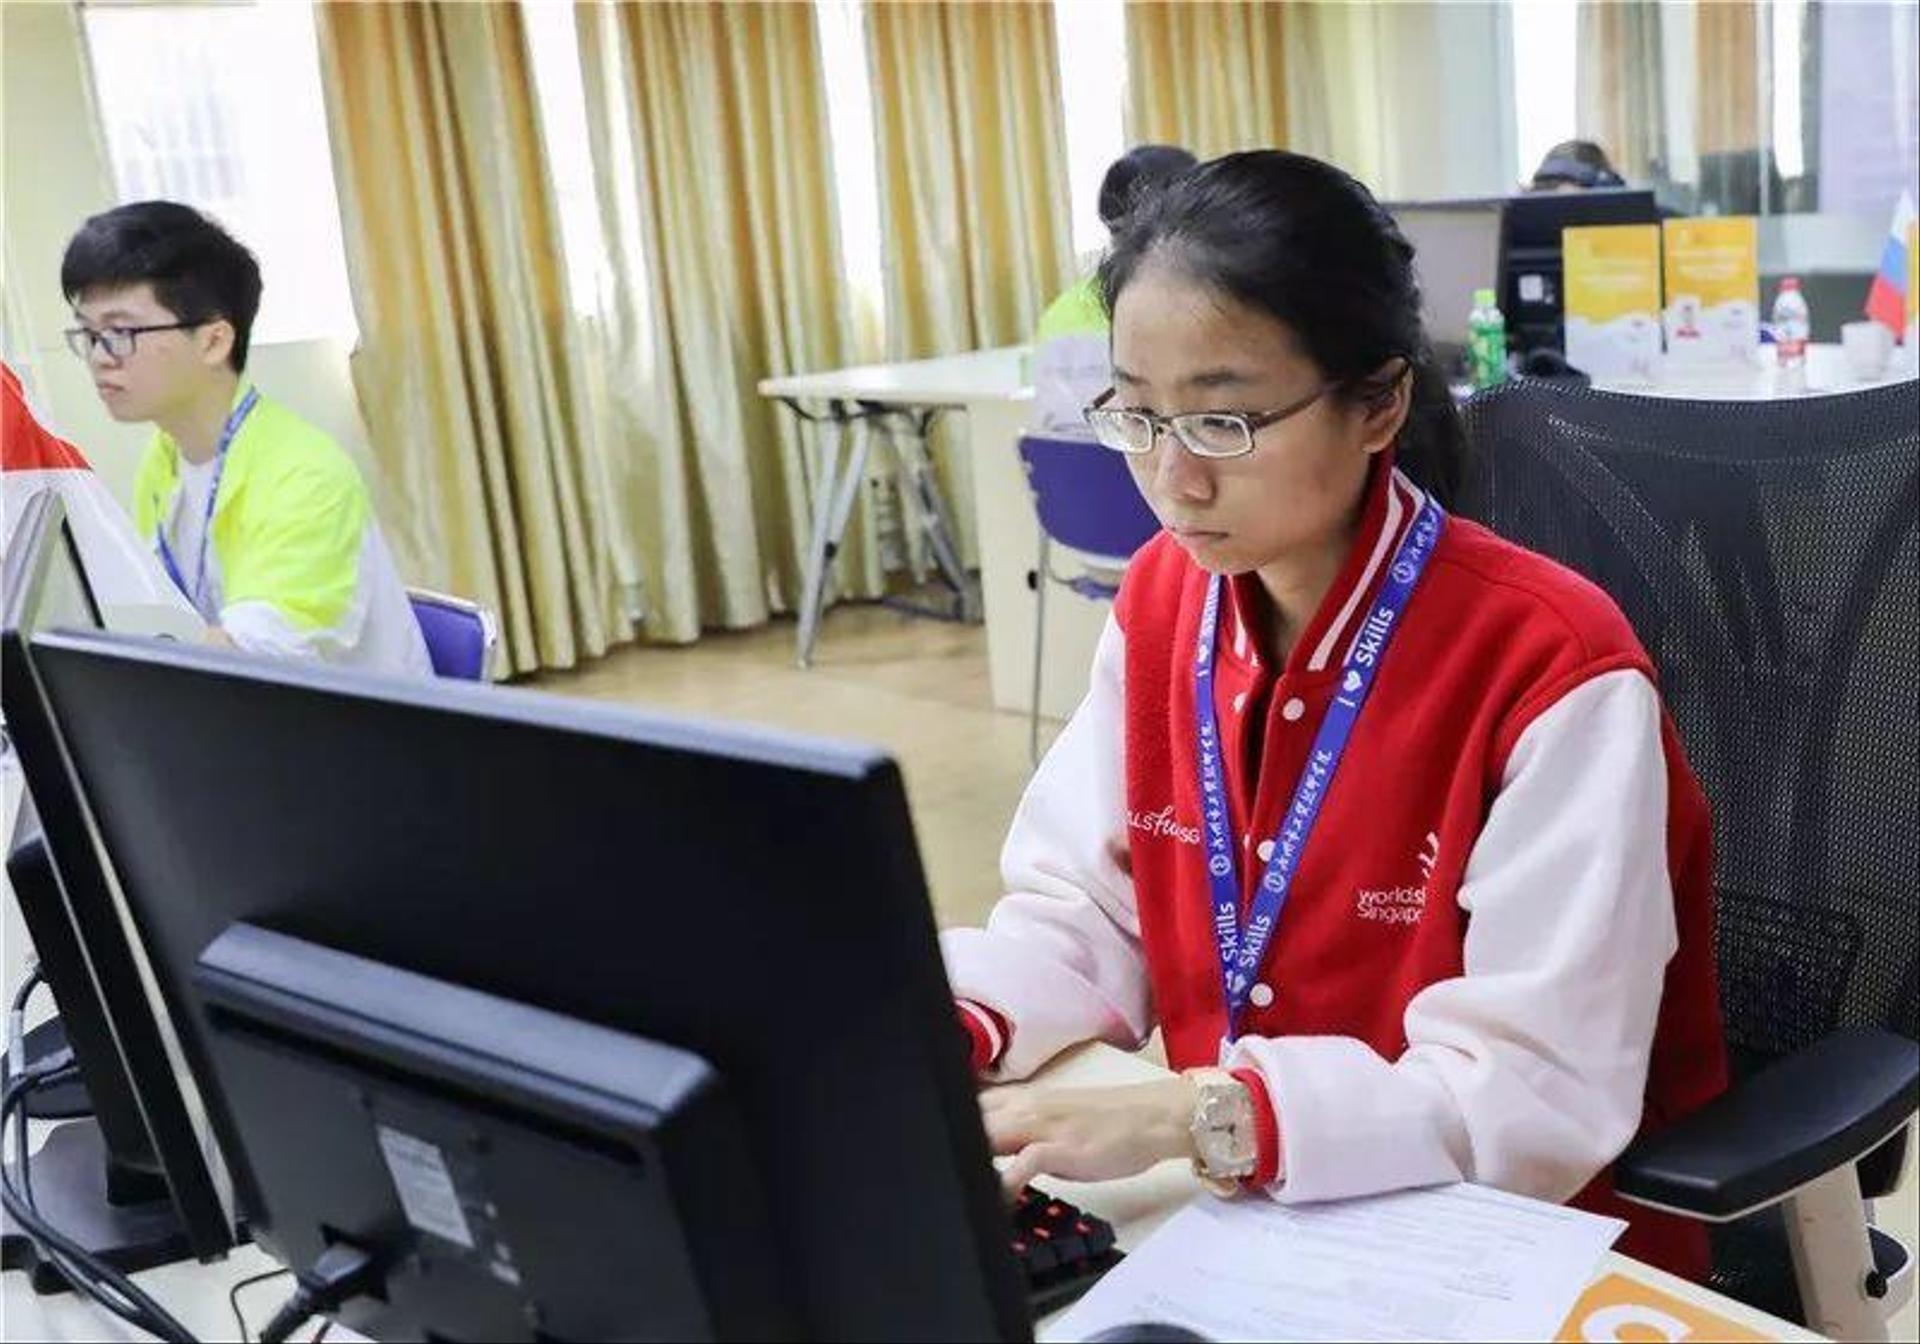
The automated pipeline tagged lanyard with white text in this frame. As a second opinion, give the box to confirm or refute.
[1194,492,1445,1038]
[155,387,259,618]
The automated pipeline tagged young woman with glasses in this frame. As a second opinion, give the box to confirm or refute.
[943,151,1728,1281]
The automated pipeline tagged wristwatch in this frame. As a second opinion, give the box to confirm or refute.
[1184,1067,1257,1194]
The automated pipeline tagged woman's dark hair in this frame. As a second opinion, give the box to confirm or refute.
[1097,144,1199,231]
[1097,150,1466,505]
[61,201,263,373]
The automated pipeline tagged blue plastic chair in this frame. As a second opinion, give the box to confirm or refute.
[1017,434,1162,760]
[407,588,496,682]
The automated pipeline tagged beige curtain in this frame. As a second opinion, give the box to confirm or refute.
[866,1,1073,569]
[1280,2,1451,200]
[1577,1,1667,182]
[1696,0,1760,155]
[576,0,884,641]
[315,1,633,674]
[1125,1,1289,157]
[867,1,1072,358]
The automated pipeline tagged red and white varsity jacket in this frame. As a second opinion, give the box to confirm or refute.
[944,458,1729,1280]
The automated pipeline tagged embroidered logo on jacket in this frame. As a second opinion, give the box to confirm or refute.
[1127,806,1201,846]
[1355,831,1439,925]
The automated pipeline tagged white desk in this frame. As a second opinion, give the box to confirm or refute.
[1028,1044,1821,1342]
[2,1041,1822,1343]
[759,348,1119,723]
[1592,342,1917,400]
[758,348,1032,669]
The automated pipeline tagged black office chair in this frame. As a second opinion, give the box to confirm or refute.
[1457,377,1920,1340]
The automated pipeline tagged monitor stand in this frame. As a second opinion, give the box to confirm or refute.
[1,1121,195,1295]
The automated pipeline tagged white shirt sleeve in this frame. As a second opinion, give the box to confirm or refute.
[220,588,370,662]
[1226,667,1679,1205]
[939,614,1154,1078]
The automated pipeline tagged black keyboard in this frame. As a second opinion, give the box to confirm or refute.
[1011,1184,1123,1316]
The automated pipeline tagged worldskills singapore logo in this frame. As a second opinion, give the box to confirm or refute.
[1354,831,1439,926]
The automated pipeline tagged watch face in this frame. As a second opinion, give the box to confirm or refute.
[1194,1084,1256,1174]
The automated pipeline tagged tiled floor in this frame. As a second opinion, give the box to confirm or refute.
[530,604,1055,931]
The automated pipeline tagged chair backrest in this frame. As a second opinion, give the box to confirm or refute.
[1017,434,1161,563]
[408,589,494,682]
[1457,378,1920,1080]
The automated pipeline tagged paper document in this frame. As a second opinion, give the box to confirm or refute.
[1048,1184,1624,1344]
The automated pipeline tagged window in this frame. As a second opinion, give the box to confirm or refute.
[82,0,356,346]
[523,0,609,318]
[1508,0,1578,188]
[816,0,884,347]
[1054,0,1127,261]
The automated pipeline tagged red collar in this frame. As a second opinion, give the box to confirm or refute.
[1219,456,1427,679]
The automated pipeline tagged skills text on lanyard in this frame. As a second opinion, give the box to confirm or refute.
[1194,492,1446,1039]
[155,387,259,619]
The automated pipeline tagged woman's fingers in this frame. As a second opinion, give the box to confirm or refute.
[979,1086,1049,1154]
[998,1143,1055,1199]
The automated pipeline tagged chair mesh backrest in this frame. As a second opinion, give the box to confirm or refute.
[1018,435,1162,561]
[409,595,488,682]
[1458,379,1920,1079]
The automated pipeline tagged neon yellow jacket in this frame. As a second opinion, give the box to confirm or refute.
[1031,275,1110,435]
[134,385,431,677]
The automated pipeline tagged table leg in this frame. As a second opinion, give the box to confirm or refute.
[794,415,873,668]
[881,410,979,622]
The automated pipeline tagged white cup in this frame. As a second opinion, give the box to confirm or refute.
[1841,320,1894,381]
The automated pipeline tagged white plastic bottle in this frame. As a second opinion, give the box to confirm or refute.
[1772,276,1811,393]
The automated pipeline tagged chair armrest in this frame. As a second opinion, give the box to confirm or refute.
[1614,1027,1919,1221]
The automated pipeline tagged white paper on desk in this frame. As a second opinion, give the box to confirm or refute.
[1047,1184,1624,1344]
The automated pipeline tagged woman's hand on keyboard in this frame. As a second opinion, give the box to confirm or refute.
[982,1078,1197,1198]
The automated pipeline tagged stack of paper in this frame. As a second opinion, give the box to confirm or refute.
[1048,1184,1624,1344]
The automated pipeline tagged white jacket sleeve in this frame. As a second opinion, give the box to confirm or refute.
[939,614,1153,1078]
[1226,668,1678,1205]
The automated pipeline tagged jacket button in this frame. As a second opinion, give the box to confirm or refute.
[1281,697,1306,721]
[1249,983,1275,1009]
[1256,839,1275,862]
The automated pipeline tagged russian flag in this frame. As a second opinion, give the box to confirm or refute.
[1865,191,1915,334]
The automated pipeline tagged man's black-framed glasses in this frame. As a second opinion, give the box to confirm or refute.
[64,320,209,361]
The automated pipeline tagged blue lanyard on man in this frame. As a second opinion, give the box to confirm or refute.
[154,387,259,619]
[1194,489,1446,1040]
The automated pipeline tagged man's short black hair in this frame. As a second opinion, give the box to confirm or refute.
[1097,144,1199,232]
[61,201,263,372]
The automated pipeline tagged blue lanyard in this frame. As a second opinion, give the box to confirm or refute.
[154,388,258,617]
[1195,491,1446,1037]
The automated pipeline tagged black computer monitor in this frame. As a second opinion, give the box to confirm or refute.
[1498,188,1661,356]
[1387,198,1508,375]
[24,630,1031,1340]
[1,490,237,1287]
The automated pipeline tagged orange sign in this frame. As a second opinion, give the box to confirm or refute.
[1555,1273,1775,1342]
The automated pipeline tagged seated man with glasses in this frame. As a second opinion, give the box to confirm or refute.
[62,201,430,678]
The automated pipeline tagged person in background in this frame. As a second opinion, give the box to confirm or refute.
[1529,139,1625,192]
[1030,145,1197,435]
[61,202,431,678]
[946,151,1727,1281]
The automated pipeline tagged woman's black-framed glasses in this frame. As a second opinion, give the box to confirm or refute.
[64,321,207,361]
[1082,384,1331,459]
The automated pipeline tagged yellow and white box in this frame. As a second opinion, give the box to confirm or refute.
[1564,225,1663,383]
[1662,217,1760,366]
